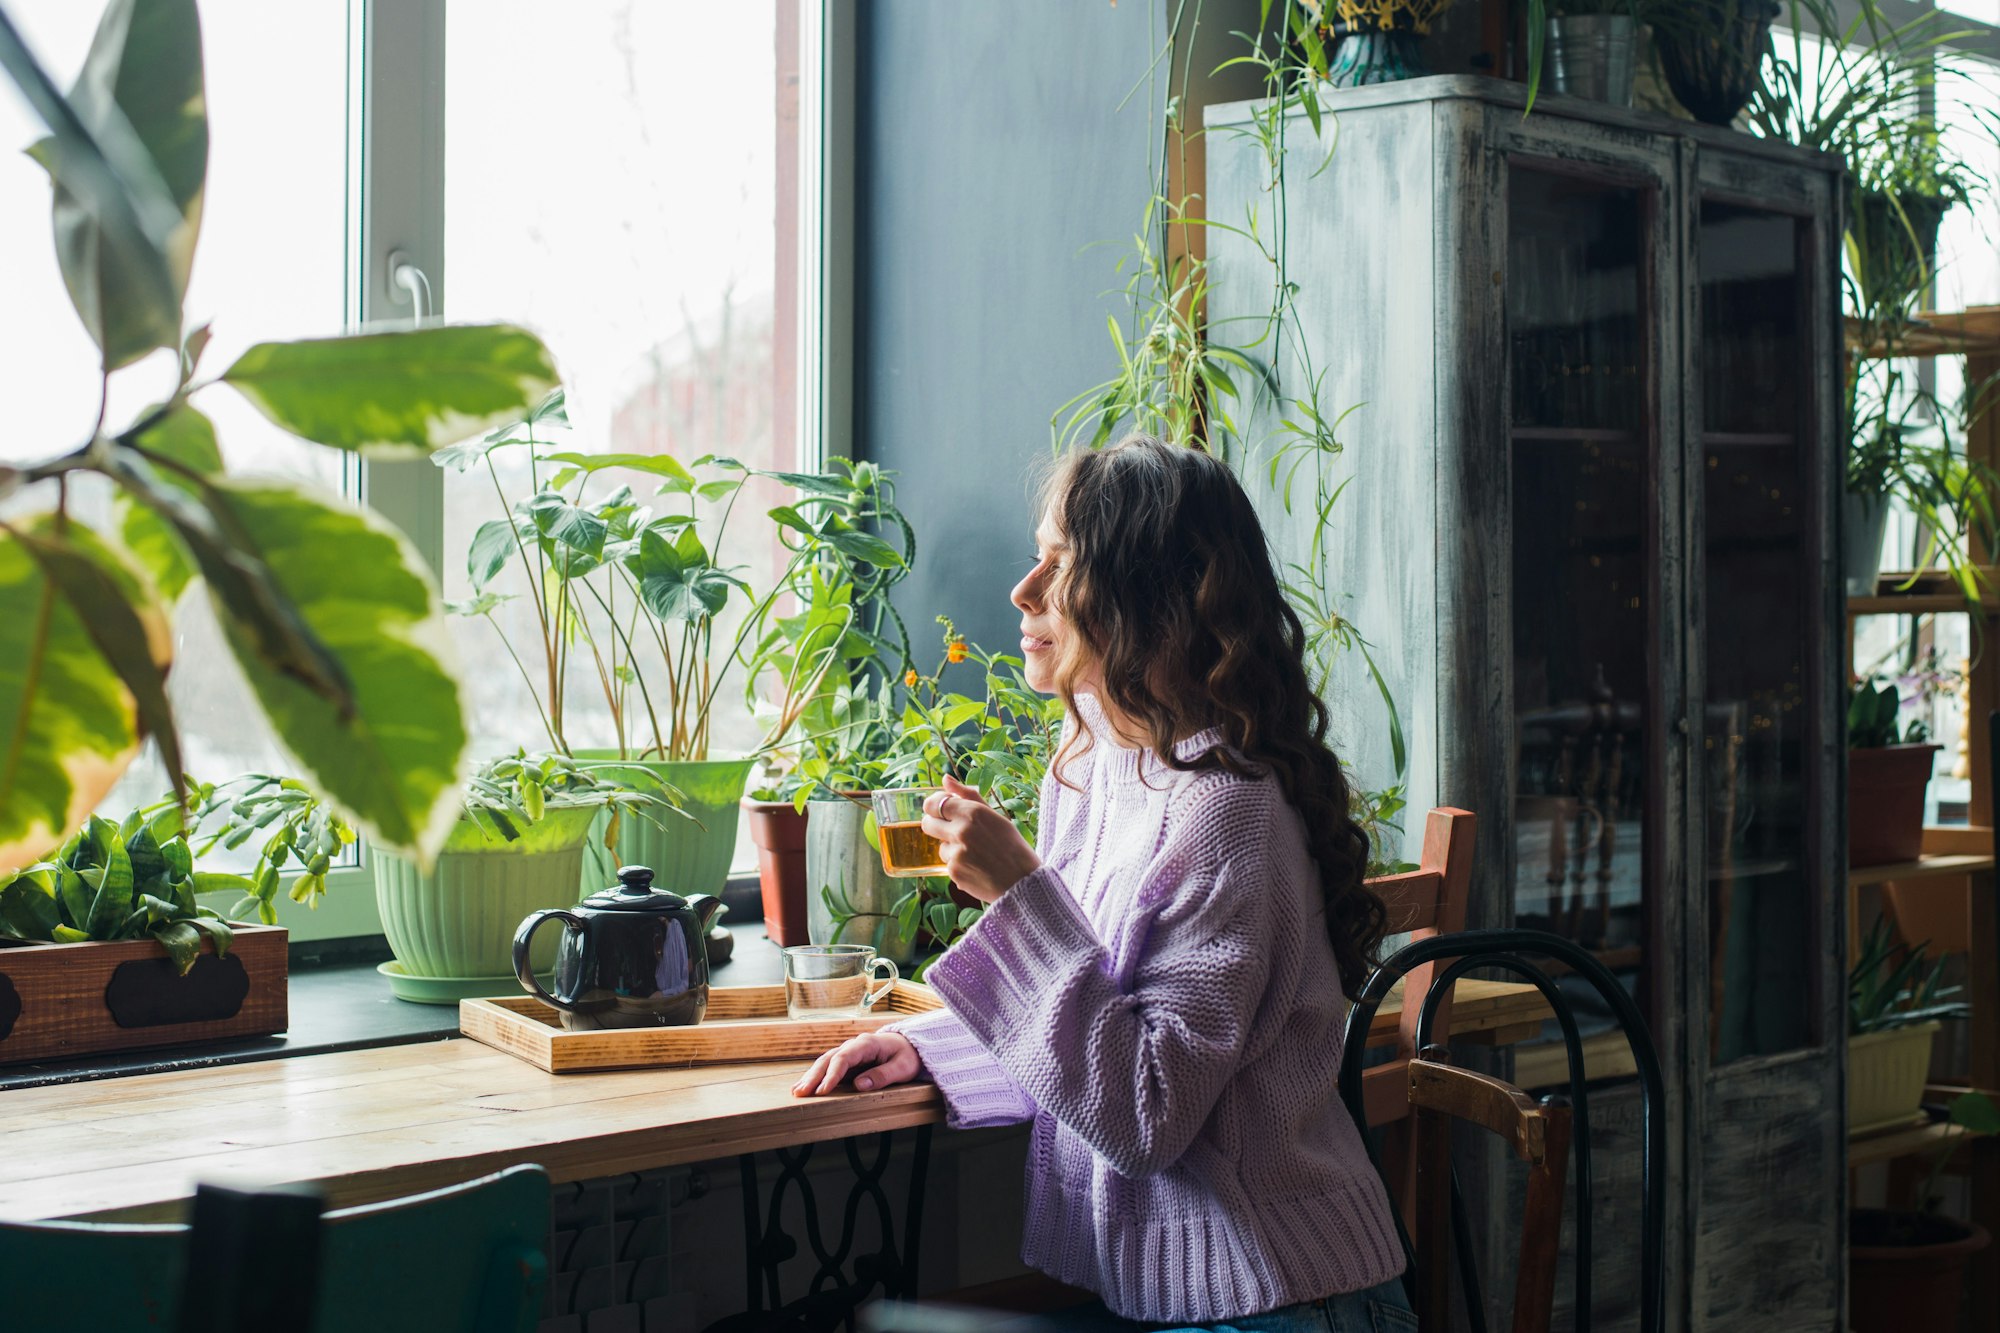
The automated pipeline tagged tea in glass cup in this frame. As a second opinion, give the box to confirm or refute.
[870,787,947,877]
[783,944,898,1020]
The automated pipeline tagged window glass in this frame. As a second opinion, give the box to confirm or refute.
[442,1,791,873]
[2,2,354,849]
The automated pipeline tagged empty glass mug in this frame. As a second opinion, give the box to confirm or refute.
[783,944,898,1020]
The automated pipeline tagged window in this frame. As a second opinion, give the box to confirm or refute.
[3,0,830,929]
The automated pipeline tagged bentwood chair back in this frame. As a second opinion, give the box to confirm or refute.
[0,1164,550,1333]
[1358,807,1477,1129]
[1405,1046,1572,1333]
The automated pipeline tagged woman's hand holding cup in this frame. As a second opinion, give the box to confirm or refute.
[920,775,1041,903]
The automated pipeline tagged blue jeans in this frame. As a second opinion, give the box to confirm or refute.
[1050,1275,1416,1333]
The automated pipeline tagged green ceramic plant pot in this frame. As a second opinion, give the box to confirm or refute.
[573,754,755,900]
[372,805,599,979]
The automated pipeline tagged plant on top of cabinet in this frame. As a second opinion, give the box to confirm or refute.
[1651,0,1783,126]
[1524,0,1645,108]
[0,0,563,877]
[1288,0,1456,90]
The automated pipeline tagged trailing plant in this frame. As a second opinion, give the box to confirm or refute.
[0,0,563,875]
[0,804,251,974]
[1053,0,1412,858]
[174,774,355,923]
[1848,917,1965,1036]
[1847,677,1930,749]
[443,395,909,764]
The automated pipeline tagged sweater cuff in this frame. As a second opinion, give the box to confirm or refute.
[888,1008,1036,1129]
[925,865,1103,1054]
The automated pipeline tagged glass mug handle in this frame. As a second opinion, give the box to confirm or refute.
[861,957,899,1010]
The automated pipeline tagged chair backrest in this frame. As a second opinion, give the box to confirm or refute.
[1360,807,1477,1129]
[1407,1046,1572,1333]
[0,1165,550,1333]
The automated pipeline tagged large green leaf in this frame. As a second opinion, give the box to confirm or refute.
[207,479,469,864]
[0,519,146,873]
[28,0,206,371]
[221,324,560,454]
[11,520,179,803]
[117,401,221,602]
[0,869,60,940]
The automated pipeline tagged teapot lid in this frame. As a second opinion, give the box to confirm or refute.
[581,865,689,913]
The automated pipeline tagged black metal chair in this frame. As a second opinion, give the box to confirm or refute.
[1339,928,1668,1333]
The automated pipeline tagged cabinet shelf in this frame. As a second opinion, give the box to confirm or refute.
[1509,426,1638,444]
[1702,432,1793,447]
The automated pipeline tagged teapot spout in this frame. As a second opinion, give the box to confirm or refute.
[688,892,725,934]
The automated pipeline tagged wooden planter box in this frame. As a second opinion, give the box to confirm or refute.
[0,925,288,1066]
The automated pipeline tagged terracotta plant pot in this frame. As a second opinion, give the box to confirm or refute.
[742,798,810,947]
[1849,1211,1991,1333]
[1847,1022,1941,1135]
[1849,744,1941,867]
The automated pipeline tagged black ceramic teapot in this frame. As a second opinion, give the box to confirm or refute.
[513,865,724,1030]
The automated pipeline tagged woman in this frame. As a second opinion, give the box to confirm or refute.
[793,437,1409,1332]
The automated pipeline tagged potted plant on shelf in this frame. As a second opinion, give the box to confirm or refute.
[0,0,561,882]
[1747,3,2000,600]
[741,460,916,945]
[1291,0,1456,90]
[1650,0,1782,126]
[1847,919,1964,1135]
[1848,678,1944,867]
[1850,1089,1998,1332]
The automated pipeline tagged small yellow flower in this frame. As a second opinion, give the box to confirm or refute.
[904,669,919,689]
[946,640,968,665]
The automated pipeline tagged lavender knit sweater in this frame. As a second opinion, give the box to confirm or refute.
[891,704,1403,1323]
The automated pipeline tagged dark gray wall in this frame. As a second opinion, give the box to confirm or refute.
[853,0,1165,660]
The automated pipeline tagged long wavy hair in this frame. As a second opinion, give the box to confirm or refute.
[1040,435,1386,998]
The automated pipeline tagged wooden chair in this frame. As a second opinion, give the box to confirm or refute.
[1407,1045,1572,1333]
[0,1165,550,1333]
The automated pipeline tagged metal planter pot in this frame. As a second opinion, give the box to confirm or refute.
[1843,490,1891,597]
[804,794,918,965]
[1547,14,1636,107]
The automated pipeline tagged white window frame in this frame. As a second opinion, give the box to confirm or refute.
[250,0,847,942]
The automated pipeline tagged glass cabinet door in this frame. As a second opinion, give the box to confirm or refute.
[1507,167,1654,1014]
[1698,201,1816,1062]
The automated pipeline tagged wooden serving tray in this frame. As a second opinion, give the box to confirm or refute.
[459,982,943,1074]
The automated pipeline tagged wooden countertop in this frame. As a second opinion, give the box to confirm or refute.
[0,979,1552,1224]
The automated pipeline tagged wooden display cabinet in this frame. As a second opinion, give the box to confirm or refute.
[1208,77,1845,1332]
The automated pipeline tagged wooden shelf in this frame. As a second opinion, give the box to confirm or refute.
[1848,853,1996,891]
[1846,306,2000,360]
[1848,594,1999,616]
[1847,1118,1953,1168]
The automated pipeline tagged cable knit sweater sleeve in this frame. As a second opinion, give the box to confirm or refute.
[923,780,1276,1179]
[888,1007,1038,1129]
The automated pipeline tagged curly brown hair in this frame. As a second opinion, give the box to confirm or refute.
[1038,435,1387,999]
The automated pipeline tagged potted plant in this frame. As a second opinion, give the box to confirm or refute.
[796,621,1062,973]
[440,401,909,913]
[0,799,285,1063]
[368,752,677,1002]
[1850,1091,1999,1332]
[1531,0,1641,106]
[1848,678,1943,867]
[1747,3,2000,600]
[1293,0,1456,89]
[1847,919,1964,1134]
[1651,0,1782,126]
[742,461,916,945]
[0,0,561,881]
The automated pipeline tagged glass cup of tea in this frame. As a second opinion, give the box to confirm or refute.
[783,944,898,1020]
[870,787,948,877]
